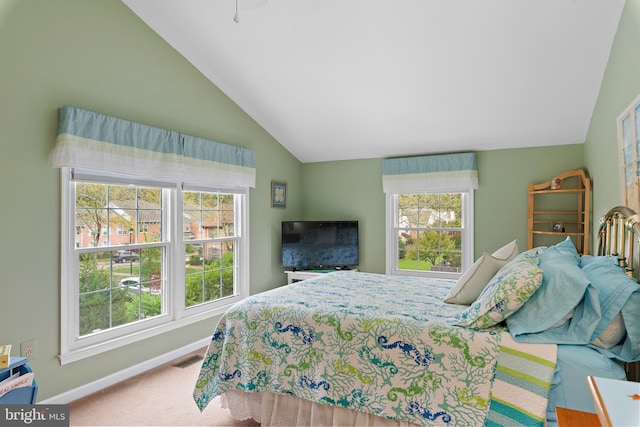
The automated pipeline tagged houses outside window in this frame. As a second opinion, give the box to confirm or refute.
[183,191,239,307]
[60,169,249,364]
[386,191,473,278]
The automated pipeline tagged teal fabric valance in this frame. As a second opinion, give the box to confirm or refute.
[382,152,478,193]
[51,106,256,188]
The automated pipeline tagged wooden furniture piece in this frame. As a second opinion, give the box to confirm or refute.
[587,376,640,427]
[528,168,591,254]
[555,407,600,427]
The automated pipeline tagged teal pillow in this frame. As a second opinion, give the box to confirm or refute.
[455,249,543,330]
[506,248,591,335]
[581,256,640,359]
[552,236,581,263]
[579,254,617,268]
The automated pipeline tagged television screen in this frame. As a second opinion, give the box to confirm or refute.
[281,221,359,270]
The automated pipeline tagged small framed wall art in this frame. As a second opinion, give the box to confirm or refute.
[271,181,287,208]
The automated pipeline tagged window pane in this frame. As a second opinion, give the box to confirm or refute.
[184,192,237,240]
[185,241,236,307]
[184,192,202,240]
[183,191,238,307]
[75,181,166,337]
[398,194,462,228]
[75,182,165,247]
[201,192,219,210]
[75,181,109,247]
[202,211,221,238]
[396,193,463,273]
[78,249,163,336]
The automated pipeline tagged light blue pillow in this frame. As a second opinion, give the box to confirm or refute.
[579,254,617,268]
[552,236,581,264]
[455,250,543,330]
[509,254,640,363]
[506,248,591,335]
[581,256,640,361]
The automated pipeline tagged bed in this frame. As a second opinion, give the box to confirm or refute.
[193,207,640,427]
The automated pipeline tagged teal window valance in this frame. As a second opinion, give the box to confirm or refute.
[51,106,256,188]
[382,152,478,193]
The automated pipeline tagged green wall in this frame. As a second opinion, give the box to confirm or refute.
[0,0,301,400]
[475,145,586,254]
[301,159,386,274]
[585,0,640,233]
[301,144,585,274]
[0,0,636,404]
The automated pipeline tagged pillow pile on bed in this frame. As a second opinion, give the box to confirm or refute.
[505,238,640,359]
[450,236,640,362]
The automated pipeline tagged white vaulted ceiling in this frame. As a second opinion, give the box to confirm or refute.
[123,0,625,163]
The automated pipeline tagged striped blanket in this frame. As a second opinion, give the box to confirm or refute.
[194,271,557,426]
[488,334,557,426]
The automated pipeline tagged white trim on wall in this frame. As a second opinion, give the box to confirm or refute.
[39,337,211,404]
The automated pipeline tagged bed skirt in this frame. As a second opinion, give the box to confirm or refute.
[221,390,421,427]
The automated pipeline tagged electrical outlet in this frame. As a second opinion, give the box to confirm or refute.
[20,339,37,359]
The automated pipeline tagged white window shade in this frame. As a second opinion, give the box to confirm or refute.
[382,152,478,193]
[51,106,256,188]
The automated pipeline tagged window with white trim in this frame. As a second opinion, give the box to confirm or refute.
[52,106,256,364]
[60,169,249,364]
[382,152,478,278]
[617,93,640,213]
[183,189,239,307]
[386,191,473,278]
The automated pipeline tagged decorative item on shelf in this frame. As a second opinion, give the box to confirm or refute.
[551,177,562,190]
[551,221,564,232]
[271,181,287,208]
[0,345,10,368]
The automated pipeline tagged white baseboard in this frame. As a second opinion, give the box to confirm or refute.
[39,337,210,404]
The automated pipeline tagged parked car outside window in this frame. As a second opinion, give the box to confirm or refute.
[112,250,139,263]
[117,277,160,295]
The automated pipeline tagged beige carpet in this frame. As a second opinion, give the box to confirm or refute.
[69,347,260,427]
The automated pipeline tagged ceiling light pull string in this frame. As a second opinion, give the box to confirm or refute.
[234,0,240,23]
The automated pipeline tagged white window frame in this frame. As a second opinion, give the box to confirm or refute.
[617,93,640,213]
[385,190,474,279]
[59,168,250,365]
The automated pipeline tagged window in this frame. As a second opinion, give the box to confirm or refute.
[60,169,249,364]
[617,93,640,213]
[382,152,477,278]
[52,106,256,364]
[183,190,239,307]
[386,191,473,278]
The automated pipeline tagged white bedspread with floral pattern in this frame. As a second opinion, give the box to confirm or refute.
[193,271,554,426]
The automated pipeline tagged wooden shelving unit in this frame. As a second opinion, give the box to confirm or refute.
[527,169,591,254]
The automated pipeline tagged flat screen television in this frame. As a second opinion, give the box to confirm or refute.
[281,221,359,270]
